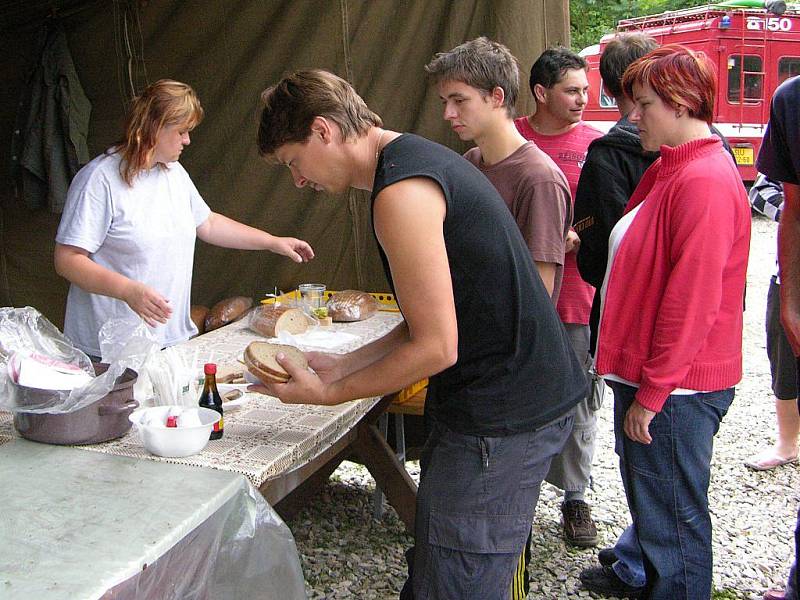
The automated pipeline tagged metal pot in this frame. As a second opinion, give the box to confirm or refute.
[13,363,139,445]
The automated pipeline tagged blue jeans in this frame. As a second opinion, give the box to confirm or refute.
[611,522,647,588]
[609,382,733,600]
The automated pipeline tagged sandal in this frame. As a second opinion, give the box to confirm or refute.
[744,449,798,471]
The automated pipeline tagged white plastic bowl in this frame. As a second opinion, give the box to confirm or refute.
[129,406,221,458]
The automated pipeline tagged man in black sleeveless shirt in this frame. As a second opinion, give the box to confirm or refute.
[255,69,586,600]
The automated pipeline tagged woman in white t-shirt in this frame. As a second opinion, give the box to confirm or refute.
[54,80,314,357]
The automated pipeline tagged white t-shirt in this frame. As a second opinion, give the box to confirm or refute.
[56,151,211,356]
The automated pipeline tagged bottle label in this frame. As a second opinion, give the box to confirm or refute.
[213,417,224,432]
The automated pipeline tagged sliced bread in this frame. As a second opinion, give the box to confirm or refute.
[243,342,308,384]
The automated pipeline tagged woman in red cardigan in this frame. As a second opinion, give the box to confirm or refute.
[580,45,751,600]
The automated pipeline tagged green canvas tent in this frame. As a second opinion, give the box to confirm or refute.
[0,0,569,329]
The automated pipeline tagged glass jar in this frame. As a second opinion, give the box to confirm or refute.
[298,283,326,314]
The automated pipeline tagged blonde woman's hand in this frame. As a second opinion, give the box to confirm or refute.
[122,281,172,327]
[273,237,315,263]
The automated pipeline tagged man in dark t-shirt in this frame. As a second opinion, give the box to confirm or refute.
[757,74,800,600]
[254,69,586,600]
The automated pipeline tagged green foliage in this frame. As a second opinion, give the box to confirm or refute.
[711,588,744,599]
[570,0,707,51]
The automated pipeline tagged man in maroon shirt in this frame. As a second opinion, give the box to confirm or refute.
[516,47,604,547]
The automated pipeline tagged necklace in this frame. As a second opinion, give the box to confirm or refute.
[375,129,387,161]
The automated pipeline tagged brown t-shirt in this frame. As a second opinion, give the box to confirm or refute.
[464,142,571,303]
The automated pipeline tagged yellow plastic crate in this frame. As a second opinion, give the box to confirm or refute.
[396,378,428,404]
[261,290,399,312]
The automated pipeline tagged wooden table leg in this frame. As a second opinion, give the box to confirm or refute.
[261,393,418,533]
[352,417,418,533]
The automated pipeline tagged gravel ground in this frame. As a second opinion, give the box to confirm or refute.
[286,213,799,599]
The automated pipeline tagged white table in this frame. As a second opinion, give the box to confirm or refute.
[0,438,306,600]
[0,311,419,531]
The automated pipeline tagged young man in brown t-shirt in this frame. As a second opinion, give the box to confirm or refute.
[426,36,573,600]
[426,37,571,302]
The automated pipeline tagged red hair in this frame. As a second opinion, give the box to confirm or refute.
[115,80,203,186]
[622,44,716,124]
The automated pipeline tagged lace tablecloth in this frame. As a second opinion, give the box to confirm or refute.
[0,311,403,488]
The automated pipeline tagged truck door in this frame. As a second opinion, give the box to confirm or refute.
[723,42,765,175]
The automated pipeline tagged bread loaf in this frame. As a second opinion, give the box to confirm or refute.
[249,305,309,338]
[244,342,308,384]
[190,305,209,334]
[205,296,253,332]
[326,290,378,322]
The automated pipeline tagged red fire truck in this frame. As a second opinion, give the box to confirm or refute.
[580,1,800,182]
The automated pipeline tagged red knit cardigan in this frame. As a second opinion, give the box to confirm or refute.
[595,137,751,412]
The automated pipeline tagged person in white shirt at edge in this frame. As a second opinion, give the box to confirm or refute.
[54,79,314,357]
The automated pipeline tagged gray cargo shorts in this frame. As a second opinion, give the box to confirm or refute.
[400,409,575,600]
[546,322,599,492]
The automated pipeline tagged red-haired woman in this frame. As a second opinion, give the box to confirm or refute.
[582,45,750,599]
[54,80,313,357]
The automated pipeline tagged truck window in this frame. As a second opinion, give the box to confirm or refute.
[779,57,800,84]
[727,54,764,103]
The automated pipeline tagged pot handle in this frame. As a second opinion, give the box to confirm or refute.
[99,400,140,416]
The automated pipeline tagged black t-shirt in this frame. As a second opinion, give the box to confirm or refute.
[758,75,800,185]
[371,134,586,436]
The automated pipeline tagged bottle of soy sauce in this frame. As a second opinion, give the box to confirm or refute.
[198,363,223,440]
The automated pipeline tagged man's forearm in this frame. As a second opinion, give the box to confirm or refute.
[328,327,453,404]
[338,321,410,376]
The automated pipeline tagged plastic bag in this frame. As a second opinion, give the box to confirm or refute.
[98,314,160,404]
[587,366,606,411]
[0,307,157,414]
[142,346,199,407]
[100,315,199,408]
[100,316,200,407]
[98,314,158,366]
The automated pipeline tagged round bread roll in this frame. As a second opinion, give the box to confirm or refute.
[205,296,253,332]
[190,305,209,334]
[326,290,378,322]
[243,342,308,384]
